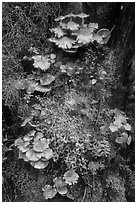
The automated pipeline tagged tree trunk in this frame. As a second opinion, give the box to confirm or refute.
[110,2,135,110]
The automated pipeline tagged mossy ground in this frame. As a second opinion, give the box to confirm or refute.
[2,2,135,202]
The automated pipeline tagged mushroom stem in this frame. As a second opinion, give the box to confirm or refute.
[81,18,85,27]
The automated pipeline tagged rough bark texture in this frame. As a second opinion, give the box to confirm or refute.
[110,3,135,110]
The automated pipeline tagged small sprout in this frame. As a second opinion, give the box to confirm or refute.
[50,27,65,38]
[40,74,55,86]
[63,170,79,185]
[43,185,57,200]
[32,55,51,71]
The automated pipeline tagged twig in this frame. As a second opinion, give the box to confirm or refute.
[82,187,87,202]
[85,182,92,188]
[28,121,40,127]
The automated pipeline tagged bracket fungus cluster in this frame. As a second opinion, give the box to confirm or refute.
[15,130,53,169]
[15,53,56,93]
[49,13,112,53]
[109,108,131,132]
[109,109,132,145]
[43,170,79,200]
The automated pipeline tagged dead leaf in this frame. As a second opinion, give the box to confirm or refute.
[97,28,110,38]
